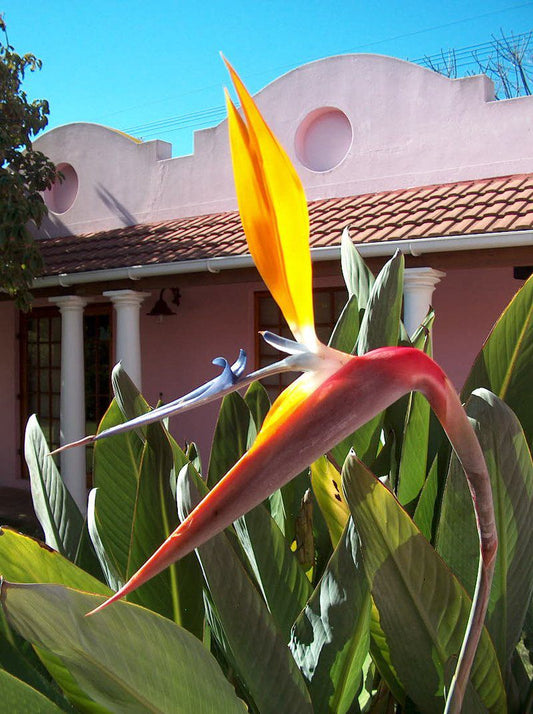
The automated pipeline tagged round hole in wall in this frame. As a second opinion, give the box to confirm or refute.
[43,162,79,214]
[295,107,352,172]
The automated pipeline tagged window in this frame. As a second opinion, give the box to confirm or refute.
[255,287,347,402]
[19,304,112,478]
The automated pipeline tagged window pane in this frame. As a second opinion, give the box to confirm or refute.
[259,298,280,327]
[314,292,332,324]
[256,287,345,400]
[51,317,61,341]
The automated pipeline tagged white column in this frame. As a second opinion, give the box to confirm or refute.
[49,295,87,512]
[103,290,149,389]
[403,267,446,338]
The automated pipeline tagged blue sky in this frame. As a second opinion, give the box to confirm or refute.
[4,0,532,156]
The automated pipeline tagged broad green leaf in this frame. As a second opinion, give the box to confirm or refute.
[244,380,271,431]
[505,648,531,714]
[341,228,375,310]
[396,391,430,505]
[86,489,123,592]
[330,415,383,471]
[410,310,435,352]
[2,582,246,714]
[34,650,110,714]
[0,669,65,713]
[310,456,350,547]
[328,295,360,354]
[92,400,144,580]
[368,600,406,705]
[111,363,150,425]
[0,528,111,713]
[413,454,440,541]
[356,250,404,355]
[0,628,74,712]
[93,403,178,618]
[269,468,311,542]
[185,441,203,476]
[207,392,256,488]
[436,390,533,668]
[396,320,432,506]
[342,454,506,714]
[96,366,194,622]
[462,273,533,447]
[234,503,312,641]
[24,415,85,561]
[290,519,371,714]
[177,464,313,714]
[331,252,404,468]
[0,528,110,595]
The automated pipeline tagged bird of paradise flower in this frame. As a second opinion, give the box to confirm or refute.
[54,59,497,713]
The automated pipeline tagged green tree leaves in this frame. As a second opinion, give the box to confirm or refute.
[0,18,58,309]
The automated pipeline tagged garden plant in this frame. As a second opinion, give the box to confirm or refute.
[0,63,531,713]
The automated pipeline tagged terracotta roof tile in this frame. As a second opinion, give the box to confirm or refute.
[38,173,533,277]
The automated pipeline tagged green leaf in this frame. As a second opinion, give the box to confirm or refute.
[396,392,430,507]
[111,363,150,425]
[0,528,111,713]
[86,489,123,592]
[310,456,350,548]
[177,464,313,714]
[0,527,110,595]
[24,415,85,561]
[34,650,110,714]
[244,381,271,431]
[0,627,74,712]
[436,389,533,668]
[2,582,246,714]
[356,250,404,355]
[342,454,507,714]
[328,295,360,354]
[93,402,180,618]
[0,668,66,713]
[207,392,256,488]
[413,454,440,541]
[462,273,533,448]
[341,228,375,310]
[395,318,432,507]
[234,503,312,642]
[290,519,371,714]
[330,252,404,469]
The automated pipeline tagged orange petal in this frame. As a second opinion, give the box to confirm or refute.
[225,60,316,349]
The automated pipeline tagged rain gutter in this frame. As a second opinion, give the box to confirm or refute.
[33,230,533,289]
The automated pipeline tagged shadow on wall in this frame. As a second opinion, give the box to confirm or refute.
[97,184,138,227]
[36,212,69,239]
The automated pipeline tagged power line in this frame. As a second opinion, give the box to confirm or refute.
[122,28,532,141]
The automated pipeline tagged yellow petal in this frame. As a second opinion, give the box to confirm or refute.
[225,60,316,349]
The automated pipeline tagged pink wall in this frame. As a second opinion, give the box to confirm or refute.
[141,281,259,465]
[432,265,521,388]
[0,304,22,486]
[34,55,533,241]
[135,264,522,466]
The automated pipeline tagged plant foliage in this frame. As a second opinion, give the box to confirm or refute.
[0,16,57,309]
[1,243,532,712]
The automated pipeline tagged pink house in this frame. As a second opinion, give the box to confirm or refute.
[2,53,532,512]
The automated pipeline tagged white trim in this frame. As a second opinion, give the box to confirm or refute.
[403,267,446,337]
[48,295,88,513]
[34,230,533,289]
[103,290,150,390]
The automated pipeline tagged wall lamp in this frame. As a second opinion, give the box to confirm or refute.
[147,288,181,321]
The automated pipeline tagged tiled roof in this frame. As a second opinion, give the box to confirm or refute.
[39,173,533,277]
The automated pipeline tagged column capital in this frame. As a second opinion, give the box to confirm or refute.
[103,289,150,307]
[403,267,446,338]
[404,267,446,290]
[49,295,88,312]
